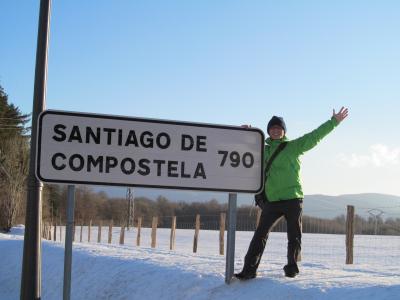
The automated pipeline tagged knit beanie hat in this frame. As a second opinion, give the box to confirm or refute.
[267,116,287,133]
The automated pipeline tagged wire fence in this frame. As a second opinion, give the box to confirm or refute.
[42,205,400,266]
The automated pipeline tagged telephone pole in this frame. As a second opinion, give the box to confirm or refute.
[20,0,51,299]
[368,209,384,235]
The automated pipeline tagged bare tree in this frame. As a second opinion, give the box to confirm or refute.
[0,135,29,232]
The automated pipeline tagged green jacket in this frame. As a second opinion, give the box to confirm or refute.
[264,117,339,202]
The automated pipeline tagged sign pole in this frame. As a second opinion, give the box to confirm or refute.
[63,185,75,300]
[20,0,51,299]
[225,193,237,284]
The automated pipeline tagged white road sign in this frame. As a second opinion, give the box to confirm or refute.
[36,110,264,193]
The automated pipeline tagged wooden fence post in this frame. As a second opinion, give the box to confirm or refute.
[98,221,102,243]
[72,223,76,242]
[169,216,176,250]
[119,225,125,245]
[170,216,176,250]
[46,223,49,240]
[346,205,355,264]
[193,214,200,253]
[47,223,51,241]
[88,219,92,242]
[43,222,46,239]
[42,223,47,239]
[80,223,83,242]
[151,217,158,248]
[108,220,113,244]
[137,217,142,246]
[219,213,226,255]
[53,222,57,241]
[59,221,62,241]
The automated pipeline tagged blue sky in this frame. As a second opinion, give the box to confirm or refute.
[1,1,400,199]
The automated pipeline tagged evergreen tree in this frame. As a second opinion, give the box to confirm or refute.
[0,84,30,232]
[0,84,30,143]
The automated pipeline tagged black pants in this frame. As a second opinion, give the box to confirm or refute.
[242,199,303,274]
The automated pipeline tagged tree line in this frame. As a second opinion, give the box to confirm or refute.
[40,184,400,236]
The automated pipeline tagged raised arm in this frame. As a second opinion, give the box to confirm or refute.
[291,107,349,155]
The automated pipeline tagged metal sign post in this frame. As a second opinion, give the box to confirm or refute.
[63,185,75,300]
[225,193,237,284]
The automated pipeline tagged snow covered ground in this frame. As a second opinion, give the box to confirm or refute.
[1,225,400,299]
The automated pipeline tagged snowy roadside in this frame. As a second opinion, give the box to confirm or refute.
[1,226,399,300]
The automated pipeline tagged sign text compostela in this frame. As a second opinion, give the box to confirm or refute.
[36,110,264,193]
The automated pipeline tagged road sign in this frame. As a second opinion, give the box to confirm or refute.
[36,110,264,193]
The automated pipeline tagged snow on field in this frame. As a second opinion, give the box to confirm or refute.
[1,225,400,300]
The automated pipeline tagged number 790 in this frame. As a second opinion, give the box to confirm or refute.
[217,151,254,168]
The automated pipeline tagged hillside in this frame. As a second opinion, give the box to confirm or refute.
[98,186,400,219]
[303,193,400,219]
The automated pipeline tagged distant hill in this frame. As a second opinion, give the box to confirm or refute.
[95,186,400,220]
[303,193,400,219]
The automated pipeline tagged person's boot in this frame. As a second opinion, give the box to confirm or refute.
[283,264,299,278]
[234,270,257,280]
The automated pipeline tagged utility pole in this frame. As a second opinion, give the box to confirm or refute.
[368,209,384,235]
[20,1,51,299]
[126,188,134,230]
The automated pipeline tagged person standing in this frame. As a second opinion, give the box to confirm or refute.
[235,107,349,279]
